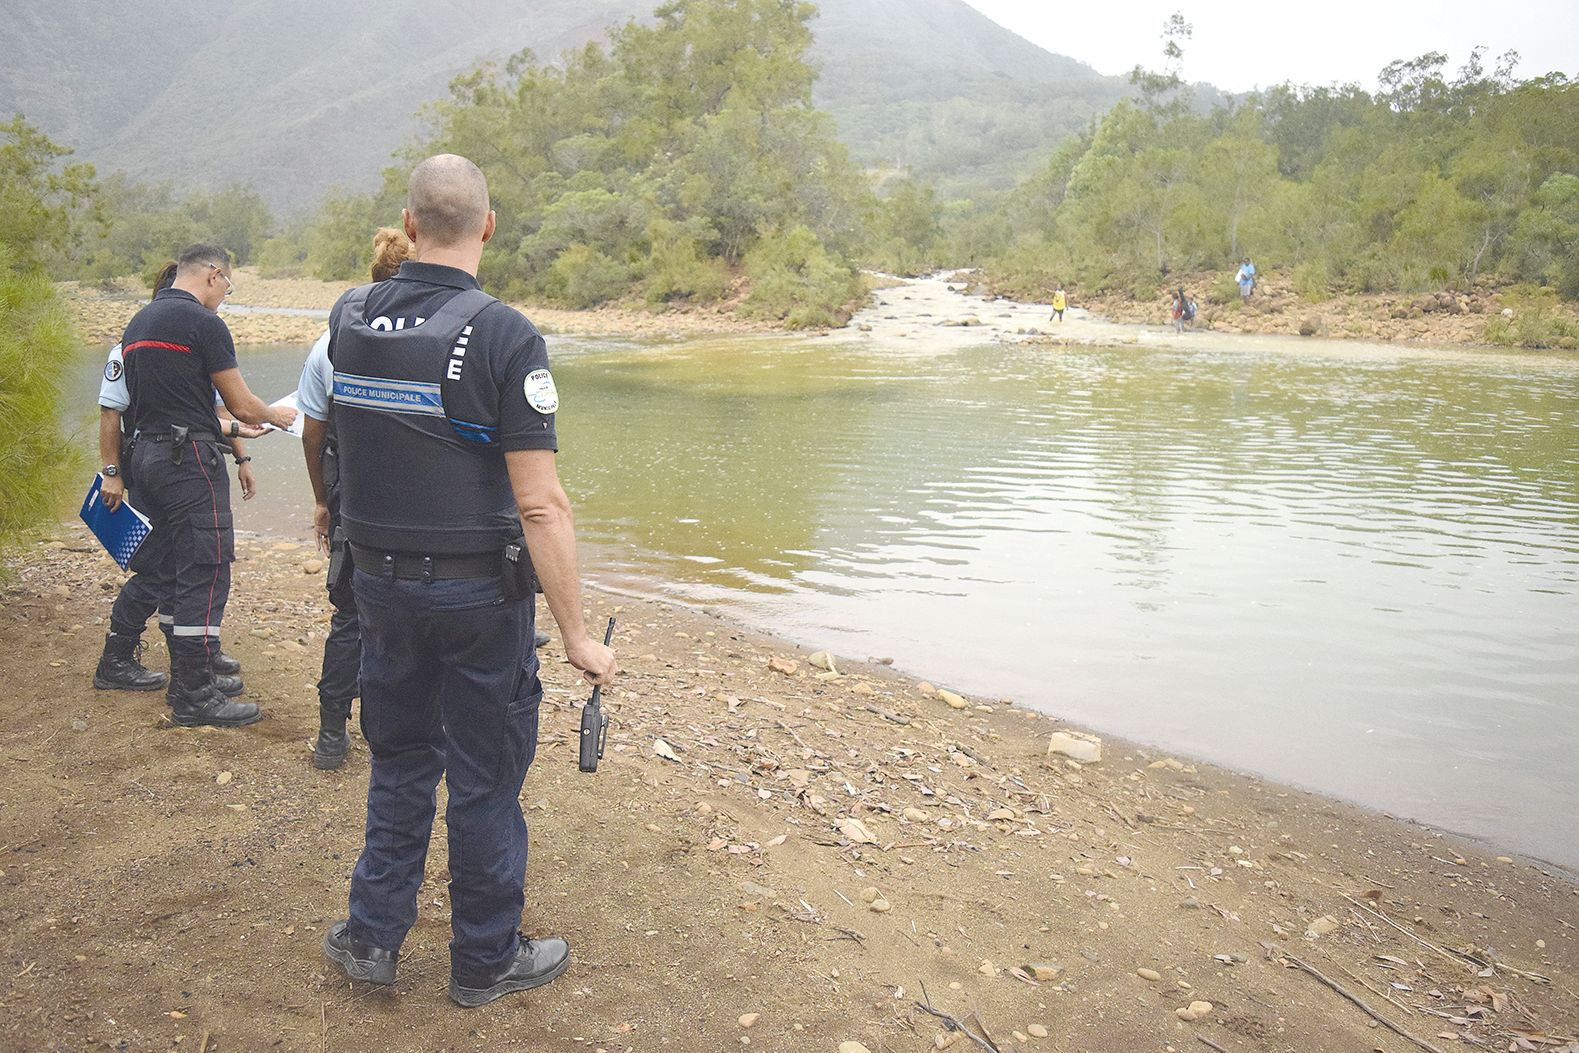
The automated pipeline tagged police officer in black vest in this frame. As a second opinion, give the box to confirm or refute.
[320,155,616,1008]
[105,244,297,728]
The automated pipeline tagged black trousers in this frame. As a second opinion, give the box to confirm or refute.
[111,436,233,666]
[318,492,362,709]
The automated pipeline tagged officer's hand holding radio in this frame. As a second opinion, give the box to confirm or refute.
[565,632,617,687]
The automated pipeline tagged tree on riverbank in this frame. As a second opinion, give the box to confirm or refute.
[297,0,869,327]
[971,43,1579,317]
[0,118,86,556]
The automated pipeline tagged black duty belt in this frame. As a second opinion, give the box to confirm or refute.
[135,429,221,442]
[349,544,500,581]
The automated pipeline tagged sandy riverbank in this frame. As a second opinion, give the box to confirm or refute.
[62,267,785,348]
[980,269,1579,351]
[1,526,1575,1053]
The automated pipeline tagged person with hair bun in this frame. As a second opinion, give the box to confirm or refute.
[295,228,412,769]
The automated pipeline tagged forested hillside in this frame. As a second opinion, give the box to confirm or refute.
[0,0,1131,211]
[970,51,1579,332]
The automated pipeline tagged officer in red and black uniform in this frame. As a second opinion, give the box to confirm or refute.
[318,155,615,1008]
[105,243,296,728]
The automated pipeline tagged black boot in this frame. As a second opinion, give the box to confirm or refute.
[313,698,352,770]
[94,634,167,692]
[161,623,242,677]
[210,668,246,697]
[168,655,260,728]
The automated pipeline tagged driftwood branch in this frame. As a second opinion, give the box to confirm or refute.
[1282,954,1447,1053]
[1341,894,1552,985]
[914,983,1004,1053]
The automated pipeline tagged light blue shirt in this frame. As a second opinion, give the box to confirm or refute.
[297,329,332,421]
[98,343,129,411]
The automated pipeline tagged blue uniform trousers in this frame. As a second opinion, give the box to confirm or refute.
[345,565,542,977]
[112,436,233,666]
[317,488,360,710]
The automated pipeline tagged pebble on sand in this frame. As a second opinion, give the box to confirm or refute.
[1136,968,1162,982]
[737,1013,759,1029]
[839,1043,872,1053]
[1047,731,1102,763]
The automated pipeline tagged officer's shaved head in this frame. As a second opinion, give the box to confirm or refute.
[407,154,491,248]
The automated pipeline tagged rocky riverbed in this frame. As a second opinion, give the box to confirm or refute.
[1,526,1575,1052]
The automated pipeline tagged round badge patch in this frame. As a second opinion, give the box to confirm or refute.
[104,358,123,383]
[524,369,559,414]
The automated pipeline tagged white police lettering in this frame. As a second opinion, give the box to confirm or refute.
[446,325,473,381]
[524,368,558,413]
[369,316,427,332]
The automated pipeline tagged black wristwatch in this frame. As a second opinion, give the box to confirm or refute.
[103,464,120,478]
[227,419,241,438]
[234,455,253,466]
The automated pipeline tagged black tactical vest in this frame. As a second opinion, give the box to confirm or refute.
[328,285,516,555]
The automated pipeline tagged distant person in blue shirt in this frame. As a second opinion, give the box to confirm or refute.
[1236,257,1257,301]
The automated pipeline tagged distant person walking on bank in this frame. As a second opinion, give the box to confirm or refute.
[1171,289,1185,332]
[1049,285,1066,322]
[1236,257,1257,301]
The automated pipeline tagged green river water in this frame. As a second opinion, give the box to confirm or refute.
[68,291,1579,868]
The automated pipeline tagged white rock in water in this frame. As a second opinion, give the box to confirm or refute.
[1046,731,1102,763]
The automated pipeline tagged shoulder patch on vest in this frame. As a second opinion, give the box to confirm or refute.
[524,369,559,414]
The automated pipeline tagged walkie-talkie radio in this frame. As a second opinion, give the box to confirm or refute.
[578,617,615,773]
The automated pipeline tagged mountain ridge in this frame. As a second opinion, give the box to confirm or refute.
[1,0,1135,211]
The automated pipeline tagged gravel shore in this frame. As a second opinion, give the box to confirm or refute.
[1,526,1574,1052]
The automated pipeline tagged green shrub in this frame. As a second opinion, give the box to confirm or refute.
[1292,261,1332,302]
[743,226,861,328]
[543,244,631,308]
[643,233,729,304]
[256,231,308,278]
[0,247,77,555]
[1481,314,1515,346]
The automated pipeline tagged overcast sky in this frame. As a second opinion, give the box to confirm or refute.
[960,1,1579,94]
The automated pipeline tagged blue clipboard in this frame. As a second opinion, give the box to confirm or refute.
[80,475,152,570]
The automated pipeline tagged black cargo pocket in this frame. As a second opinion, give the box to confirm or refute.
[189,509,236,565]
[500,675,543,781]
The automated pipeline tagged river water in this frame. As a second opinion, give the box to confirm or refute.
[67,289,1579,868]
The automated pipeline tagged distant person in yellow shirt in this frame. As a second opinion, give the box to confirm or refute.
[1050,285,1067,322]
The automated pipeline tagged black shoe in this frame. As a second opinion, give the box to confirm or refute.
[94,653,168,691]
[323,920,397,985]
[448,936,570,1008]
[313,700,350,770]
[534,629,550,648]
[210,671,245,697]
[169,682,261,729]
[210,649,242,676]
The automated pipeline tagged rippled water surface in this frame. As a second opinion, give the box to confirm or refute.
[70,327,1579,865]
